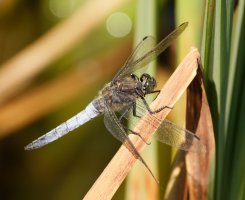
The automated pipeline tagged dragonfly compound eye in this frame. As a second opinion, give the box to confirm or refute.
[140,74,157,94]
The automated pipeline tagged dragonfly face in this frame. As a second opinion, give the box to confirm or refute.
[140,73,157,95]
[130,73,157,97]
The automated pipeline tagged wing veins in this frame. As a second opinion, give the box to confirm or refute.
[112,22,188,82]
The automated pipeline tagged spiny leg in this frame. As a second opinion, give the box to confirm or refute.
[132,101,141,118]
[150,90,160,101]
[118,102,148,145]
[124,126,151,145]
[149,90,160,95]
[140,96,172,114]
[118,102,141,121]
[118,106,132,122]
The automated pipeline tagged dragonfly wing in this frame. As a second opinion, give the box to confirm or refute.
[124,99,206,153]
[112,22,188,82]
[112,36,156,82]
[103,100,160,183]
[103,101,140,159]
[25,101,101,150]
[154,119,206,152]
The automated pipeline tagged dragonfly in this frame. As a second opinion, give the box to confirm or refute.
[25,22,206,183]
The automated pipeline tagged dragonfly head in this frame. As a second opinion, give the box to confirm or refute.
[140,73,157,95]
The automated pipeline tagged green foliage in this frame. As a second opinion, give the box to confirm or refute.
[201,0,245,199]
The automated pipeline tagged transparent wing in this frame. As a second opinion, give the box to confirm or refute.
[103,101,141,159]
[112,36,155,82]
[112,22,188,82]
[103,100,160,183]
[124,99,206,153]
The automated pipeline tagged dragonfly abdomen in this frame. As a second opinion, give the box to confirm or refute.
[24,102,101,150]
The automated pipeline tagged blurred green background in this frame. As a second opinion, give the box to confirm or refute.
[0,0,244,200]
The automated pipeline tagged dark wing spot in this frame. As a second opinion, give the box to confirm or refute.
[142,36,148,41]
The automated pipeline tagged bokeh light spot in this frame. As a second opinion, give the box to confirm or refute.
[49,0,75,18]
[106,12,132,38]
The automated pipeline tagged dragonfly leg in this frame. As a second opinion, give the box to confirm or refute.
[132,101,141,118]
[141,96,172,114]
[124,126,151,145]
[119,106,132,121]
[149,90,160,101]
[118,103,148,144]
[150,90,160,94]
[119,102,141,122]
